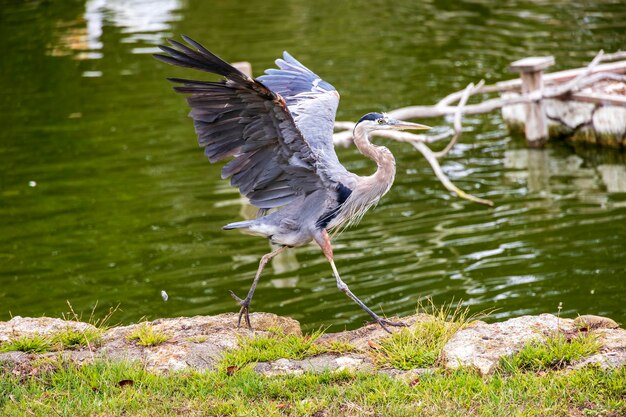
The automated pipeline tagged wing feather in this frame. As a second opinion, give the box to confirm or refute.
[258,52,352,183]
[154,37,328,209]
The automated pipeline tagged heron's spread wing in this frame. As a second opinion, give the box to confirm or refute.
[154,37,325,209]
[257,53,342,162]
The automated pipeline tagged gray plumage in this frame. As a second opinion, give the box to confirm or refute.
[154,36,430,332]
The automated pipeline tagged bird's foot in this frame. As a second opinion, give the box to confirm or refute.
[371,317,408,334]
[229,290,253,331]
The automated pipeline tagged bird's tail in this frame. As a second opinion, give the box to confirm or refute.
[222,220,254,231]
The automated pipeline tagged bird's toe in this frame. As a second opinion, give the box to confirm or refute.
[229,290,245,305]
[372,317,407,334]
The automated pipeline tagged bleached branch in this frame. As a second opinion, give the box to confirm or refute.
[412,141,494,207]
[332,49,625,208]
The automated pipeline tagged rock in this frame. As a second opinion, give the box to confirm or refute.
[596,327,626,351]
[1,312,624,376]
[315,314,430,351]
[573,327,626,370]
[0,316,97,343]
[501,82,626,148]
[574,315,620,331]
[99,313,301,371]
[0,313,301,373]
[441,314,577,375]
[593,106,626,136]
[501,92,526,131]
[253,353,375,376]
[544,99,595,130]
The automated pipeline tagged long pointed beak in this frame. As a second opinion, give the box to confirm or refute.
[389,119,431,131]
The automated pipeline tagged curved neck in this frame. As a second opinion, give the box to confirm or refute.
[353,124,396,183]
[325,124,396,230]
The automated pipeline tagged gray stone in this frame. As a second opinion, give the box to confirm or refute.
[379,367,434,382]
[544,99,595,130]
[574,315,620,331]
[501,79,626,148]
[1,312,624,376]
[573,328,626,370]
[441,314,577,375]
[0,316,97,343]
[254,353,375,376]
[315,313,430,351]
[98,313,301,371]
[0,313,301,373]
[593,106,626,136]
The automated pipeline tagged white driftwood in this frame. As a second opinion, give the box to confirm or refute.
[333,81,494,207]
[332,50,625,206]
[509,56,555,145]
[411,141,494,207]
[433,81,482,159]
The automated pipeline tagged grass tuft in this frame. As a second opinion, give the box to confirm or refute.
[1,327,103,353]
[372,301,473,370]
[220,328,325,369]
[52,327,102,350]
[500,332,600,372]
[0,334,51,353]
[127,323,170,347]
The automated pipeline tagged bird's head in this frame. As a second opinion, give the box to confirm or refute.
[355,112,431,132]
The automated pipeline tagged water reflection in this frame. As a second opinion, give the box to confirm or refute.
[1,0,626,330]
[504,148,609,204]
[597,164,626,193]
[48,0,182,62]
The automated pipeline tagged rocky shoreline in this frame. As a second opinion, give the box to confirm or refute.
[1,312,624,377]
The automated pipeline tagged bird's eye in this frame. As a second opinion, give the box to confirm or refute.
[377,118,384,124]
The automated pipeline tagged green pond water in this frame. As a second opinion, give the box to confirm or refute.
[1,0,626,332]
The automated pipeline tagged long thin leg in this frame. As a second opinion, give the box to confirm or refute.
[315,230,406,334]
[229,245,288,330]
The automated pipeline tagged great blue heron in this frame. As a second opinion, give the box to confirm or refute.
[154,36,430,333]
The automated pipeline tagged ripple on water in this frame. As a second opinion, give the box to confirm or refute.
[1,0,626,330]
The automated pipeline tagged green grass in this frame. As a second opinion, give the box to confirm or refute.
[220,328,326,369]
[219,328,360,371]
[126,323,170,347]
[0,334,51,353]
[219,302,473,372]
[0,328,103,353]
[372,302,472,369]
[501,332,601,373]
[0,360,624,416]
[0,303,622,416]
[52,327,103,350]
[0,301,116,353]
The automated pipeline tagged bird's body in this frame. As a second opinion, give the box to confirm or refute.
[224,119,395,248]
[155,37,429,332]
